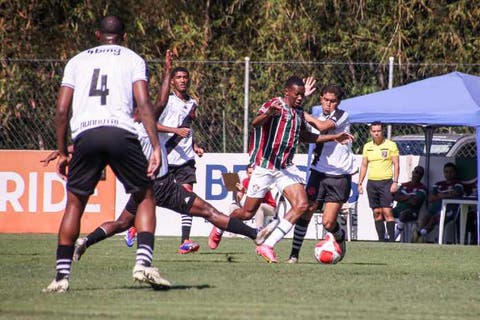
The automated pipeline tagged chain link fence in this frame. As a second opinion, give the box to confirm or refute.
[0,59,477,157]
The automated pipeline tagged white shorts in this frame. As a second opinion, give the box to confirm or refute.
[246,165,306,198]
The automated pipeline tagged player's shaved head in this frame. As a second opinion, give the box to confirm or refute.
[99,15,125,36]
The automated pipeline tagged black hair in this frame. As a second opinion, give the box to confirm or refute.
[99,16,125,35]
[444,162,456,170]
[284,76,304,89]
[321,84,345,100]
[370,121,383,127]
[170,67,189,78]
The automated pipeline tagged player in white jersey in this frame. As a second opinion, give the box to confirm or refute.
[154,66,205,254]
[43,16,166,293]
[287,84,356,263]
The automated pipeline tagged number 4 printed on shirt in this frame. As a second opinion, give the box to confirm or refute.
[89,68,109,105]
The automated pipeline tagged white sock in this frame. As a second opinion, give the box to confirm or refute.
[263,219,293,247]
[215,227,224,235]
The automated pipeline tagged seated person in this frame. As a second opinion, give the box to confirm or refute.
[393,165,427,240]
[230,164,277,230]
[413,162,464,242]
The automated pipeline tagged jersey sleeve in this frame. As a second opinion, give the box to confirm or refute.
[61,59,76,89]
[390,141,400,157]
[132,55,148,84]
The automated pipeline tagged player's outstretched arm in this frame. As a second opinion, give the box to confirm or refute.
[154,50,173,119]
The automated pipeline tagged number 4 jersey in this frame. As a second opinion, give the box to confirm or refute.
[61,44,148,139]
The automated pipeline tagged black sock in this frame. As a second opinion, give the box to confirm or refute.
[85,227,108,247]
[181,214,192,243]
[328,222,345,242]
[226,217,257,239]
[289,218,309,258]
[375,221,386,241]
[55,245,74,281]
[386,221,396,242]
[136,232,154,267]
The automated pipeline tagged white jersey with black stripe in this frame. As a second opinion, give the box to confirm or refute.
[134,122,169,179]
[61,44,147,139]
[158,93,198,166]
[310,107,356,175]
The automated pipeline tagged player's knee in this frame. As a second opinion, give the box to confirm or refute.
[293,201,309,214]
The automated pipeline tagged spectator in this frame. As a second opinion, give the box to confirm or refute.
[393,165,427,241]
[413,162,464,242]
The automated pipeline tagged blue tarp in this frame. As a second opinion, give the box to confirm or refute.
[312,71,480,244]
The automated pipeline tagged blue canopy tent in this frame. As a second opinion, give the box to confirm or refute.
[312,71,480,244]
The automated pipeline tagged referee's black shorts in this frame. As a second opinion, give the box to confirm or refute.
[366,179,394,209]
[67,126,152,196]
[125,173,197,215]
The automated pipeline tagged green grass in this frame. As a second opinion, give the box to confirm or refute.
[0,234,479,320]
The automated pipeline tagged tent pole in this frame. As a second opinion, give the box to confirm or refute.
[387,57,394,139]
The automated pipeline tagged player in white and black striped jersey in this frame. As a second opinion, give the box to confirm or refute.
[153,65,205,254]
[287,84,356,263]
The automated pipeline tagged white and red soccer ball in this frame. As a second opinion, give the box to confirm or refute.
[314,232,342,264]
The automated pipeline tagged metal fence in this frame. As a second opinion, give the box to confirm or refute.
[0,58,477,157]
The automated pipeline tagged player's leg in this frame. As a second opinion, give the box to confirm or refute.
[209,166,270,249]
[108,129,170,289]
[44,129,105,293]
[169,161,200,253]
[258,166,307,263]
[367,180,386,241]
[379,180,396,242]
[287,170,322,263]
[322,175,351,259]
[74,206,135,261]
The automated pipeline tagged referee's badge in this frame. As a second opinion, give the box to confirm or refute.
[381,150,388,158]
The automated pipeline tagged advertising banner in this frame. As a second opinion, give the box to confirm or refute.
[0,150,115,233]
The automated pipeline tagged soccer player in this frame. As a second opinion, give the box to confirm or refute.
[126,66,204,254]
[358,121,400,242]
[208,76,353,263]
[286,84,356,263]
[43,16,165,293]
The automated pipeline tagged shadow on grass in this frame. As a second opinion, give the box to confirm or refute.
[76,284,212,292]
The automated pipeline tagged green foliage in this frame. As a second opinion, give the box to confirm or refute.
[1,234,480,319]
[1,1,480,150]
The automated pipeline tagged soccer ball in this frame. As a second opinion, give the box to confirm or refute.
[314,232,342,264]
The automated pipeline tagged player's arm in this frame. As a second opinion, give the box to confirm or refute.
[390,154,400,192]
[304,112,335,132]
[252,100,282,127]
[55,86,73,180]
[193,142,204,157]
[156,123,190,138]
[153,50,173,119]
[357,157,369,195]
[300,129,353,144]
[134,80,162,177]
[40,145,74,167]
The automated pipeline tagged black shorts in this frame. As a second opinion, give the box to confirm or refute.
[168,159,197,185]
[366,179,394,209]
[306,170,351,203]
[67,127,151,196]
[125,173,196,215]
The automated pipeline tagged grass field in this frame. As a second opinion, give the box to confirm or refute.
[0,234,479,320]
